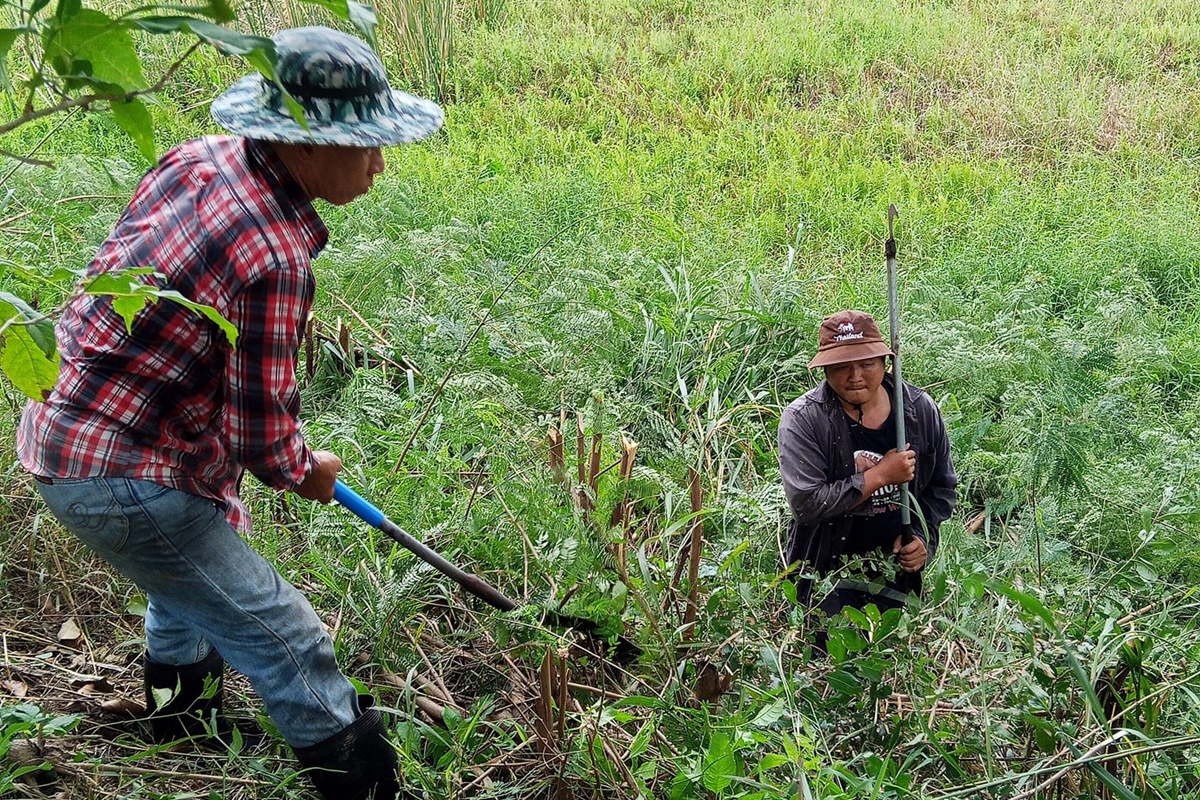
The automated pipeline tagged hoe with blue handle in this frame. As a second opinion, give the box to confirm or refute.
[334,479,641,664]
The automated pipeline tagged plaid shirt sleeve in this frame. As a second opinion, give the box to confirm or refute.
[224,242,315,492]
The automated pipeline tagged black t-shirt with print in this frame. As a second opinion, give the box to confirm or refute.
[845,411,903,556]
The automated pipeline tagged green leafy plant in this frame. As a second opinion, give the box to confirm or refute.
[0,0,380,166]
[0,703,81,794]
[0,266,237,400]
[0,0,374,399]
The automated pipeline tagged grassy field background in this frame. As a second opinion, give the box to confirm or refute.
[2,0,1200,797]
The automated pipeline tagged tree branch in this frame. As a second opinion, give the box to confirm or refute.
[0,39,201,139]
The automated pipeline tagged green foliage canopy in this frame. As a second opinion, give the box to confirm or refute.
[0,0,377,399]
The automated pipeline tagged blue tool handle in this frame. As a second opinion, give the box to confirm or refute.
[334,479,385,528]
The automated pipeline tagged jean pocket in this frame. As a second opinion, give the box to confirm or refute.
[38,479,131,555]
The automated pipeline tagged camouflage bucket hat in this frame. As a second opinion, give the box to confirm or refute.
[211,26,444,147]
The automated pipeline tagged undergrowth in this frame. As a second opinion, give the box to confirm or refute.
[3,0,1200,797]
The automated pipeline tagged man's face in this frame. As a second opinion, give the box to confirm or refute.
[309,145,386,205]
[824,357,887,407]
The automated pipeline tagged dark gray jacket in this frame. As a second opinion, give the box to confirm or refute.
[778,376,957,599]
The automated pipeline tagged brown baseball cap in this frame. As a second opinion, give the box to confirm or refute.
[807,310,895,368]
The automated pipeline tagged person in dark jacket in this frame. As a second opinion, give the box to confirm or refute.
[778,310,957,626]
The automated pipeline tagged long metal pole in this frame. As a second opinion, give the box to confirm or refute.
[885,204,914,546]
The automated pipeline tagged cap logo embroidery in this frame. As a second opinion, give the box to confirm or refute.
[834,322,863,342]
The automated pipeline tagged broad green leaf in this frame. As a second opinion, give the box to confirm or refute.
[749,698,786,728]
[0,29,19,90]
[842,606,868,629]
[825,628,847,663]
[151,685,175,709]
[628,722,652,759]
[133,16,272,58]
[700,731,736,793]
[441,706,461,730]
[44,10,148,90]
[781,579,797,605]
[29,0,53,15]
[129,18,299,130]
[125,594,148,617]
[611,695,670,711]
[758,753,791,771]
[298,0,377,42]
[111,293,149,331]
[856,656,886,684]
[131,0,236,24]
[346,2,378,42]
[153,289,237,348]
[0,291,55,358]
[0,326,60,400]
[81,268,154,298]
[54,0,82,20]
[109,96,156,164]
[990,581,1055,627]
[825,667,863,697]
[874,607,902,641]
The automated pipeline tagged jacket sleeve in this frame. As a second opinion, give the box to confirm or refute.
[912,392,957,558]
[778,400,864,527]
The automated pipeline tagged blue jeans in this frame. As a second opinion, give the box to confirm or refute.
[35,476,359,748]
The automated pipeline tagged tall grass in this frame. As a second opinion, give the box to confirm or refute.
[3,0,1200,796]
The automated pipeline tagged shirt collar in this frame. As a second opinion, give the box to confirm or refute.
[244,138,330,260]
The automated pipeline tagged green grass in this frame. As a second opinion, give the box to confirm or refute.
[3,0,1200,796]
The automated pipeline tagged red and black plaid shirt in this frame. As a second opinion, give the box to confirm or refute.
[18,137,328,531]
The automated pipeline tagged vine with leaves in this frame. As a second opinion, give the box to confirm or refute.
[0,0,376,400]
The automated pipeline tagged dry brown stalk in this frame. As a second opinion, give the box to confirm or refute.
[556,649,569,745]
[304,315,315,381]
[575,411,586,487]
[493,488,540,598]
[535,648,558,751]
[1116,590,1186,627]
[458,735,538,794]
[681,467,704,643]
[608,435,639,550]
[928,637,959,728]
[329,292,421,374]
[379,671,448,726]
[405,626,456,707]
[548,425,565,481]
[1009,730,1129,800]
[570,696,639,797]
[336,317,351,360]
[588,429,602,499]
[58,760,273,787]
[566,681,626,702]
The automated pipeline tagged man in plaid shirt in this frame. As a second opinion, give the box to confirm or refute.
[18,27,443,800]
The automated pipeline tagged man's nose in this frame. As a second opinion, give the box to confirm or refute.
[369,148,385,176]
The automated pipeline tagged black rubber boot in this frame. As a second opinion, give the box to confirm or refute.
[294,696,401,800]
[143,648,227,743]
